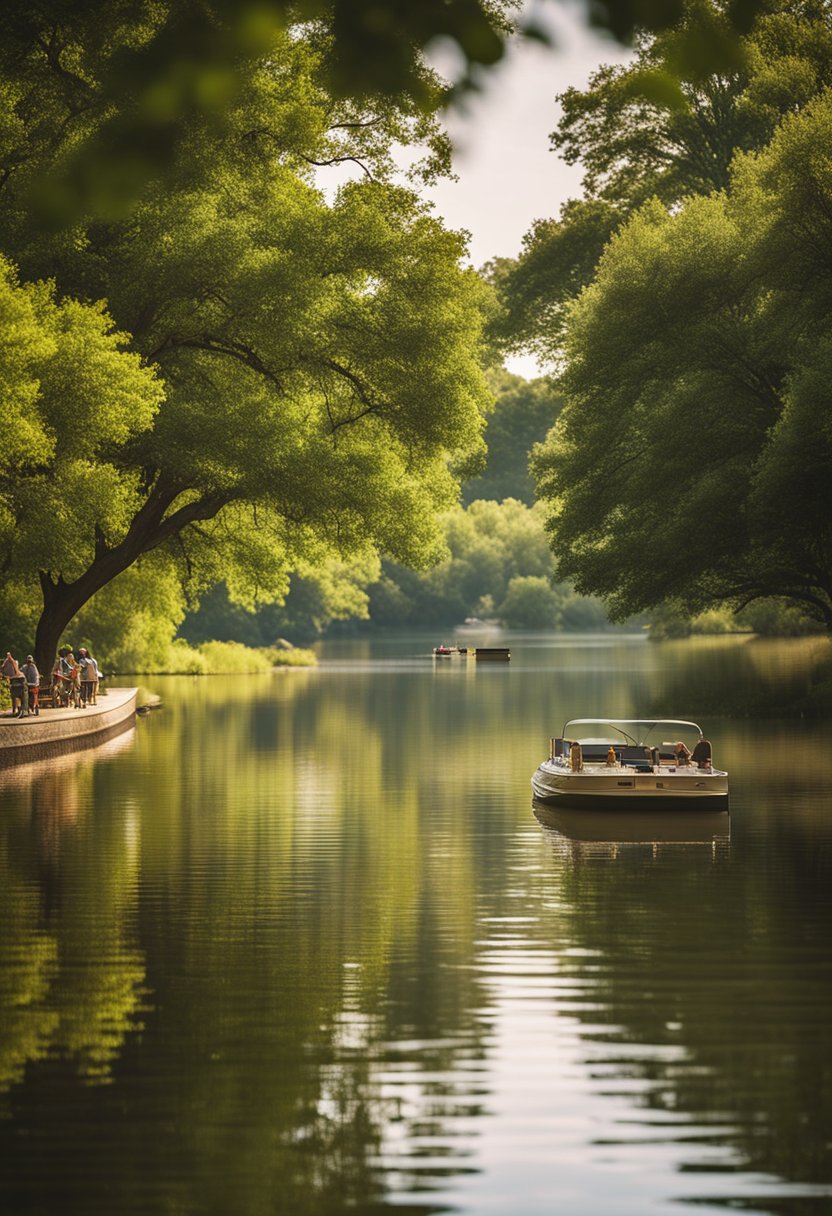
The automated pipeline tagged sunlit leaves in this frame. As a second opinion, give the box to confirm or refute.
[533,91,832,627]
[497,0,832,362]
[0,260,55,469]
[0,0,779,229]
[0,24,494,663]
[0,259,163,584]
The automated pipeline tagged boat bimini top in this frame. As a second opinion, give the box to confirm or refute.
[561,719,704,746]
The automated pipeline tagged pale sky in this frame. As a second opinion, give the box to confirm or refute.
[424,1,633,376]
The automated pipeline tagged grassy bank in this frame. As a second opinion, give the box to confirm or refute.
[115,639,317,675]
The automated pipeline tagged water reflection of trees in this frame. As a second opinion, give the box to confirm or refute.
[646,636,831,718]
[2,667,830,1214]
[530,777,832,1199]
[0,734,145,1102]
[1,675,495,1214]
[146,677,491,1213]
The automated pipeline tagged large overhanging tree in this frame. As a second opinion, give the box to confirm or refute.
[0,18,493,671]
[532,92,832,629]
[0,0,770,231]
[493,0,832,359]
[490,0,832,630]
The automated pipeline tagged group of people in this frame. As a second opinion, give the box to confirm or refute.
[674,735,713,769]
[2,646,100,717]
[55,646,100,709]
[565,734,714,772]
[2,652,41,717]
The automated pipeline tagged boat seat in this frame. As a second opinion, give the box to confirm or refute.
[620,745,653,770]
[579,744,612,762]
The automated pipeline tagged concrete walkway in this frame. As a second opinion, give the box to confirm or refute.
[0,687,138,768]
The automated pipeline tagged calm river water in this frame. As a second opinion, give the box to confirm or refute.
[1,632,831,1215]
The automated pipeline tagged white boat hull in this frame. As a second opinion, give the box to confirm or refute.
[531,760,728,809]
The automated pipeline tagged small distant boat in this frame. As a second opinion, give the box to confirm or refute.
[531,718,728,809]
[432,644,468,657]
[474,647,510,661]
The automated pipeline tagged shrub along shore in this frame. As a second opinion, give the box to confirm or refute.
[120,640,317,676]
[0,642,316,714]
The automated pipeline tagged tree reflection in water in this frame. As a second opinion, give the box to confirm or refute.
[0,644,830,1215]
[0,730,144,1097]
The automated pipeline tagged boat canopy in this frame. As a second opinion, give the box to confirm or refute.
[561,719,703,746]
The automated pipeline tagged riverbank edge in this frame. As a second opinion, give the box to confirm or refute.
[0,687,138,769]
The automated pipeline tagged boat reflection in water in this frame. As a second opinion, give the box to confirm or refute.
[533,798,730,848]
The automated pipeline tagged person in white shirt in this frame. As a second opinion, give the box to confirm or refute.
[22,656,40,716]
[78,648,98,705]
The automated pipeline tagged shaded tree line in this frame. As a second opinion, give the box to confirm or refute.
[494,0,832,631]
[180,375,610,642]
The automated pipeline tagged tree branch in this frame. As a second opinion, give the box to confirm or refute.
[300,155,374,179]
[145,490,231,551]
[168,336,285,392]
[35,28,94,108]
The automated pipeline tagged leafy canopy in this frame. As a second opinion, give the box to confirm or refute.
[532,91,832,628]
[0,255,164,581]
[494,0,832,360]
[0,21,493,667]
[0,0,771,224]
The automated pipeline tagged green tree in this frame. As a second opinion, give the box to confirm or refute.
[499,575,563,628]
[0,26,492,673]
[494,0,832,361]
[461,369,562,505]
[0,255,165,662]
[0,0,771,230]
[532,93,832,628]
[182,552,382,645]
[368,497,606,628]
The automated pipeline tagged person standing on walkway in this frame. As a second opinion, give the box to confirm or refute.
[86,650,100,704]
[2,652,19,680]
[2,652,27,717]
[58,648,80,708]
[22,655,40,716]
[78,648,97,705]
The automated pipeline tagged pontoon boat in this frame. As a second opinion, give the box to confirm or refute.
[531,719,728,809]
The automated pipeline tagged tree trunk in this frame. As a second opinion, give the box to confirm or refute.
[31,479,230,675]
[33,602,74,678]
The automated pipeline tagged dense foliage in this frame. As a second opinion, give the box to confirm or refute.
[181,498,608,642]
[364,498,607,632]
[533,93,832,628]
[496,0,832,629]
[495,0,832,361]
[176,361,596,646]
[461,371,562,506]
[0,0,768,229]
[0,17,493,670]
